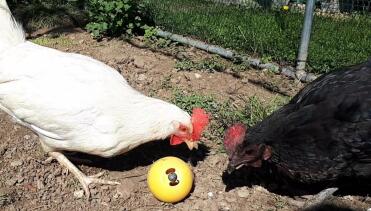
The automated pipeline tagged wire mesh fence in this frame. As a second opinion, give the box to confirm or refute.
[208,0,371,14]
[6,0,371,74]
[146,0,371,74]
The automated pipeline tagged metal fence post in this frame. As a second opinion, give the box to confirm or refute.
[296,0,316,71]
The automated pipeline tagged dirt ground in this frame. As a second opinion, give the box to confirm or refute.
[0,28,370,211]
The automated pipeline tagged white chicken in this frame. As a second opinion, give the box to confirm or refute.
[0,0,208,198]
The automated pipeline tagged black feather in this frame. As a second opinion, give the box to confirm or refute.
[233,59,371,190]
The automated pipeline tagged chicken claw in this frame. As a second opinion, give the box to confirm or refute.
[48,152,120,198]
[302,187,338,209]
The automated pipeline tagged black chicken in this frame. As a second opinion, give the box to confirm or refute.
[224,60,371,193]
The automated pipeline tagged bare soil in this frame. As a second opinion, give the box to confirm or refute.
[0,28,370,211]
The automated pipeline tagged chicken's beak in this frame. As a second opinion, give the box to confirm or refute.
[226,163,236,174]
[184,140,198,150]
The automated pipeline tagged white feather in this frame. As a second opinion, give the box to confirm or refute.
[0,0,25,53]
[0,1,191,157]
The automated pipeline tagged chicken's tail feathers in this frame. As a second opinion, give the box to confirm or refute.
[0,0,25,53]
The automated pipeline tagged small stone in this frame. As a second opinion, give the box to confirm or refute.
[101,202,109,207]
[259,63,279,73]
[36,180,44,190]
[102,196,111,203]
[90,188,98,196]
[287,198,305,207]
[0,188,14,206]
[101,185,109,190]
[304,73,318,82]
[53,168,62,177]
[343,195,354,200]
[0,145,6,156]
[73,190,84,198]
[62,168,69,176]
[194,73,202,79]
[248,58,260,67]
[5,179,17,186]
[4,148,15,159]
[116,181,136,200]
[41,193,50,201]
[281,67,296,78]
[107,60,116,66]
[134,59,145,68]
[225,195,237,203]
[295,69,306,80]
[237,188,249,198]
[207,192,214,198]
[209,155,221,166]
[17,177,24,183]
[191,200,204,210]
[10,160,23,167]
[254,185,269,194]
[138,74,146,81]
[218,202,231,211]
[23,135,31,140]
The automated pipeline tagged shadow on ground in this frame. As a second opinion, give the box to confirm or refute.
[222,164,371,198]
[65,139,210,172]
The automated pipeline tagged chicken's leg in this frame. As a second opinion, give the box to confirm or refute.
[302,187,338,209]
[48,151,120,198]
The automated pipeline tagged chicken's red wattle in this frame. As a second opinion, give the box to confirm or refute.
[170,108,209,145]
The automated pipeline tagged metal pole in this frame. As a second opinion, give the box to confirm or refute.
[296,0,316,71]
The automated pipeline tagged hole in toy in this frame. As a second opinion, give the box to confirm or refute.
[169,180,179,186]
[165,168,176,175]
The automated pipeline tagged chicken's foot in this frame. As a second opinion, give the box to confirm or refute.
[48,151,120,199]
[302,187,338,209]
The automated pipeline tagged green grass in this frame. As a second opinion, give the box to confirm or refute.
[175,58,225,72]
[31,36,75,47]
[171,90,288,146]
[9,0,87,30]
[144,0,371,74]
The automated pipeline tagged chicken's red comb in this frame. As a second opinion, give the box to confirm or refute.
[191,108,209,141]
[224,123,246,155]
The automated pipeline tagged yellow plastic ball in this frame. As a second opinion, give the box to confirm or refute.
[147,156,194,203]
[283,5,289,11]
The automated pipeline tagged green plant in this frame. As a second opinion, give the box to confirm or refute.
[171,90,287,147]
[143,0,371,74]
[274,196,287,209]
[154,37,172,48]
[175,59,196,71]
[31,36,74,48]
[86,0,146,39]
[231,61,251,73]
[160,74,172,89]
[175,58,225,72]
[171,90,219,114]
[8,0,87,31]
[143,26,173,48]
[242,96,287,127]
[261,55,272,64]
[198,58,225,72]
[143,25,157,40]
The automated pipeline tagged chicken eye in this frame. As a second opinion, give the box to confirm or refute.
[246,149,254,154]
[179,125,188,133]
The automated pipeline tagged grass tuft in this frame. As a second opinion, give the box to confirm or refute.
[144,0,371,74]
[31,36,75,48]
[171,90,288,149]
